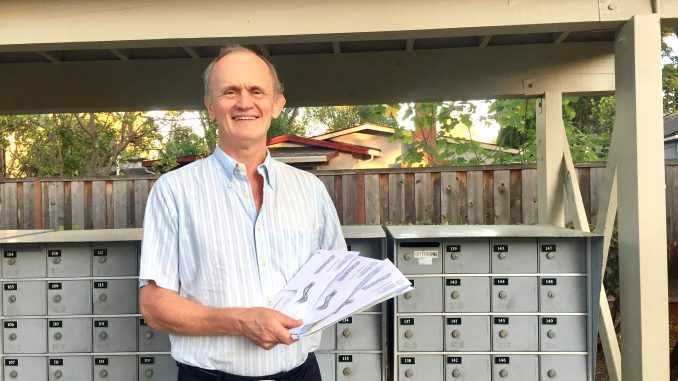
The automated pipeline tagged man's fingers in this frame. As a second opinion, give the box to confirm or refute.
[280,316,303,329]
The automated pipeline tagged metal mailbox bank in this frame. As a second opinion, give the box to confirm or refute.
[387,225,603,381]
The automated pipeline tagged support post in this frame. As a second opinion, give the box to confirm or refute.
[536,91,565,226]
[615,14,669,380]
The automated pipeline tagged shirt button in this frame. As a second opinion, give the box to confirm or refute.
[256,223,262,230]
[261,259,268,265]
[237,163,246,171]
[267,296,272,302]
[244,192,250,199]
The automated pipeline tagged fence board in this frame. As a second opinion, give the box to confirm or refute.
[47,182,64,229]
[483,171,494,225]
[431,172,441,224]
[494,170,511,224]
[113,181,128,228]
[64,181,72,230]
[521,169,538,224]
[404,173,415,224]
[342,174,357,225]
[578,167,592,224]
[467,171,484,224]
[356,173,365,224]
[379,174,389,224]
[71,181,85,230]
[364,174,381,225]
[106,181,114,229]
[16,183,23,228]
[2,183,17,229]
[21,181,34,229]
[92,181,107,229]
[134,179,149,228]
[389,173,405,224]
[440,172,458,224]
[415,172,432,223]
[456,172,468,224]
[509,170,522,224]
[589,166,605,226]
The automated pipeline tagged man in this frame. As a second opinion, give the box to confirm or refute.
[139,45,346,381]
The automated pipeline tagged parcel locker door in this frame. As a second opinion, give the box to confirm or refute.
[3,319,47,353]
[2,246,45,278]
[539,316,587,352]
[94,317,137,352]
[539,277,587,313]
[398,316,444,352]
[445,355,491,381]
[538,238,586,273]
[396,241,443,274]
[336,315,381,351]
[138,318,171,352]
[318,324,336,350]
[540,355,588,380]
[48,356,92,381]
[444,277,490,312]
[92,243,138,276]
[492,316,538,351]
[48,318,92,353]
[443,238,490,273]
[3,357,48,381]
[48,280,92,315]
[139,355,178,381]
[491,277,538,312]
[3,281,47,316]
[490,238,538,273]
[336,354,381,381]
[94,356,137,381]
[346,239,382,260]
[92,279,138,314]
[316,354,335,381]
[398,355,443,381]
[398,278,443,313]
[444,316,490,352]
[492,355,538,381]
[46,245,91,277]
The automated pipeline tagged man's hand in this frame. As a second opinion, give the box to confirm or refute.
[235,307,303,350]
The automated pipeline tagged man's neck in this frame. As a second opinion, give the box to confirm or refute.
[219,141,268,174]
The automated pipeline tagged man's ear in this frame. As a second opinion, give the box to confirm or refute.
[272,94,286,119]
[204,96,214,119]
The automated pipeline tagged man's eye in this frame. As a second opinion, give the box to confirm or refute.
[224,90,236,96]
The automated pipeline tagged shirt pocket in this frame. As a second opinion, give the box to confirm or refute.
[273,227,319,281]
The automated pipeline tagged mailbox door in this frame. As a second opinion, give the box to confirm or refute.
[492,316,538,352]
[138,355,178,381]
[398,278,443,313]
[539,316,587,352]
[48,356,92,381]
[2,245,45,278]
[396,240,443,274]
[93,356,138,381]
[444,316,490,352]
[538,238,586,273]
[48,280,92,315]
[316,354,335,381]
[442,238,490,273]
[490,238,538,273]
[492,355,538,381]
[138,318,171,352]
[398,355,443,381]
[540,354,588,380]
[92,279,138,314]
[491,277,538,312]
[336,353,381,381]
[444,276,490,313]
[3,281,47,316]
[444,355,491,381]
[3,357,48,381]
[94,317,137,352]
[48,318,92,353]
[539,277,587,313]
[46,244,91,277]
[92,243,138,276]
[318,324,336,350]
[3,318,47,353]
[336,315,381,351]
[398,316,444,352]
[346,239,382,260]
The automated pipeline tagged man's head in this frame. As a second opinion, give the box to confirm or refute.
[203,46,286,153]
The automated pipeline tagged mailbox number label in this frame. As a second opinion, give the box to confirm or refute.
[494,245,508,252]
[93,249,107,256]
[400,318,414,325]
[140,357,154,364]
[447,245,461,252]
[447,357,462,364]
[446,278,461,286]
[4,321,17,328]
[94,320,109,328]
[49,282,62,290]
[494,317,509,324]
[49,321,63,328]
[542,244,557,252]
[494,357,510,364]
[5,359,18,366]
[447,318,462,325]
[339,317,352,324]
[48,250,62,257]
[542,317,558,325]
[94,358,109,366]
[400,357,415,364]
[493,278,509,286]
[338,355,353,362]
[50,359,64,366]
[3,251,17,258]
[542,278,557,286]
[94,281,108,289]
[4,283,17,291]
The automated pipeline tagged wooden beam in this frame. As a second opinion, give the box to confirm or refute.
[182,46,199,59]
[332,41,341,55]
[479,35,492,47]
[405,39,415,51]
[536,92,565,226]
[109,49,128,61]
[36,51,59,62]
[554,31,570,44]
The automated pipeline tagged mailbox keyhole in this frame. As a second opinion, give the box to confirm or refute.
[404,369,413,378]
[99,293,108,302]
[53,294,62,303]
[451,329,460,338]
[499,329,508,338]
[498,291,508,299]
[54,332,63,341]
[546,252,556,260]
[342,367,352,376]
[9,370,17,378]
[499,369,509,378]
[547,369,557,378]
[99,369,108,378]
[404,330,413,338]
[342,329,351,337]
[450,291,460,299]
[404,291,413,300]
[145,330,154,339]
[8,295,16,303]
[53,257,61,264]
[451,368,461,378]
[98,256,107,263]
[7,258,16,265]
[404,253,413,261]
[547,330,556,339]
[547,290,555,299]
[497,252,508,260]
[99,331,108,340]
[450,252,460,260]
[54,370,63,379]
[145,369,154,377]
[8,333,17,341]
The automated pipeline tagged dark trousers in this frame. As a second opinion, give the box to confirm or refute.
[177,353,322,381]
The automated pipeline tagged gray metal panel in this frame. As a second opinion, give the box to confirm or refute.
[3,318,47,354]
[48,317,92,353]
[492,316,538,352]
[444,316,491,352]
[3,280,47,316]
[318,324,336,350]
[138,318,171,352]
[442,238,490,273]
[93,355,138,381]
[46,244,92,277]
[48,356,93,381]
[336,315,381,351]
[92,243,138,276]
[47,280,92,315]
[3,356,48,381]
[138,355,178,381]
[538,237,587,273]
[92,279,138,314]
[539,316,587,352]
[539,276,587,313]
[317,353,335,381]
[444,355,491,380]
[398,277,443,313]
[336,353,381,381]
[397,316,444,352]
[540,354,588,380]
[491,277,538,312]
[398,355,444,381]
[1,245,45,278]
[94,317,138,352]
[386,225,602,239]
[1,229,142,244]
[445,276,490,313]
[342,225,386,240]
[491,355,538,381]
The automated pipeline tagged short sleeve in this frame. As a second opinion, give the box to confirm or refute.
[139,176,181,292]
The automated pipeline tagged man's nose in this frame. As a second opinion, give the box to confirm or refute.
[236,91,254,108]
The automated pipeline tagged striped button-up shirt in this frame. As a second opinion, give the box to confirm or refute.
[139,147,346,376]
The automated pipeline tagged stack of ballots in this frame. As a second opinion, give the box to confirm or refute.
[268,249,412,339]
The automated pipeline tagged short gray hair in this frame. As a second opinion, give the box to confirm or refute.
[203,45,284,99]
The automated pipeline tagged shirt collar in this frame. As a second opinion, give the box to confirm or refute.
[213,146,275,190]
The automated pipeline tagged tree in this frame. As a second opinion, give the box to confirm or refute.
[304,105,399,134]
[268,107,306,139]
[663,31,678,115]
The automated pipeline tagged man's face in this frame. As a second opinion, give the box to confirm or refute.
[204,51,285,149]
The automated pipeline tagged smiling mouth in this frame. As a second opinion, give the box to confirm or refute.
[233,116,258,121]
